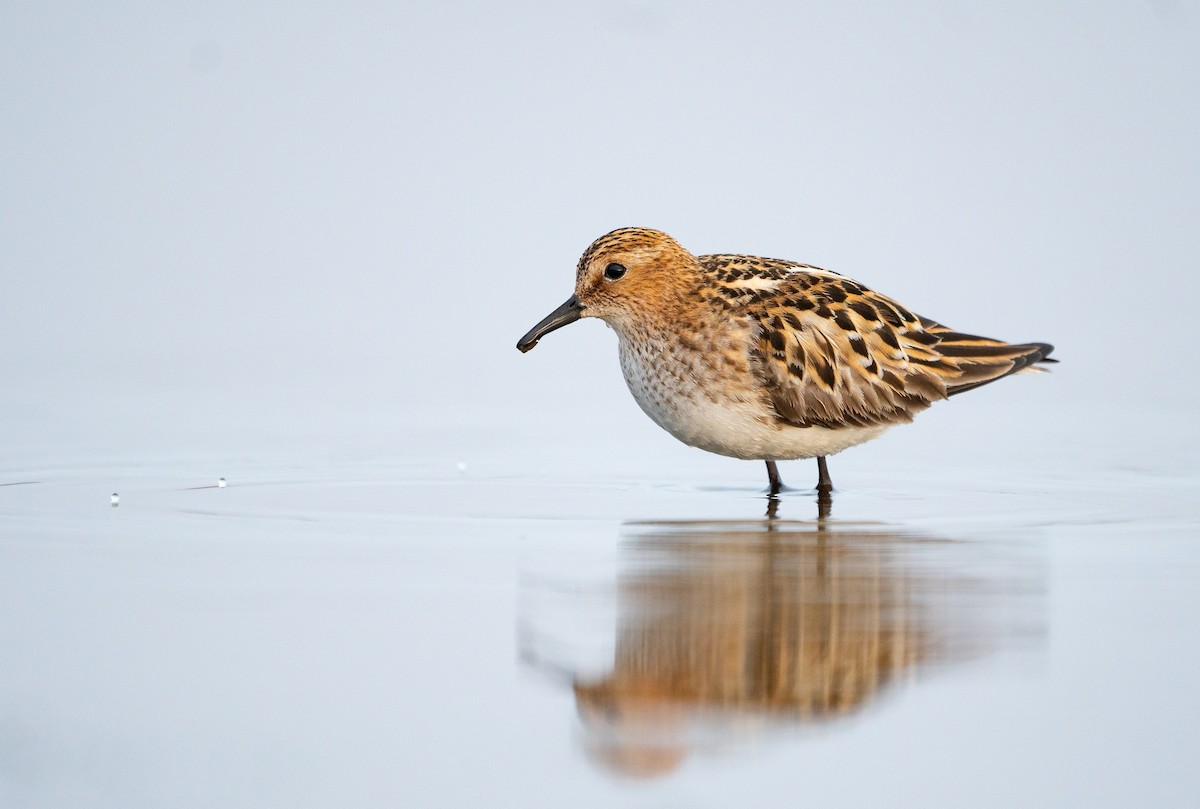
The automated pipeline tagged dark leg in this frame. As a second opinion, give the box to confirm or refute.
[815,456,832,519]
[816,456,832,494]
[765,460,783,496]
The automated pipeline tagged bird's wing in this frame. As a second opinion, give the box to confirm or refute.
[700,258,1054,429]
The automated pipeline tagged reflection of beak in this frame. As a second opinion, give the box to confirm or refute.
[516,294,584,353]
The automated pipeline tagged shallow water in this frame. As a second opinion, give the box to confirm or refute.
[2,440,1197,808]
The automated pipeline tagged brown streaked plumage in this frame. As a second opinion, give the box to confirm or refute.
[564,520,968,777]
[517,227,1055,499]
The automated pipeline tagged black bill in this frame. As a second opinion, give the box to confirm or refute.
[516,294,584,353]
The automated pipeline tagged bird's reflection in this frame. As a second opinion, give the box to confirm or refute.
[520,514,1042,778]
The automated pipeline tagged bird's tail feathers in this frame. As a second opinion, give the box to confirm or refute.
[925,330,1055,397]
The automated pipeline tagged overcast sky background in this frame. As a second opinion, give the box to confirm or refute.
[2,1,1198,473]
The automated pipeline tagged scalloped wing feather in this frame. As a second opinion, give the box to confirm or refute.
[698,258,1055,429]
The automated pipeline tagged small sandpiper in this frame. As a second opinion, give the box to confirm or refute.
[517,227,1055,498]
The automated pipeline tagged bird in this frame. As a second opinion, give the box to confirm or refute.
[517,227,1054,499]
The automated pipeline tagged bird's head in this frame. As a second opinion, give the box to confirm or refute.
[517,227,698,352]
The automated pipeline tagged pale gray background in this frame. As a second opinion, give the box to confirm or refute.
[2,3,1199,808]
[4,1,1198,471]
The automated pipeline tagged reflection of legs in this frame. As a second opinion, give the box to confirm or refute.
[765,490,830,520]
[816,489,831,520]
[765,460,783,497]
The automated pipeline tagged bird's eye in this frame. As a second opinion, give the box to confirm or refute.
[604,262,627,280]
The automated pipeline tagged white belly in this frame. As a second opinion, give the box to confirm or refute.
[616,335,887,461]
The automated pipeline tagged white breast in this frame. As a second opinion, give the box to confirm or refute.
[615,331,887,462]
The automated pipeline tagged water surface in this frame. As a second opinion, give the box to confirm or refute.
[2,451,1196,807]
